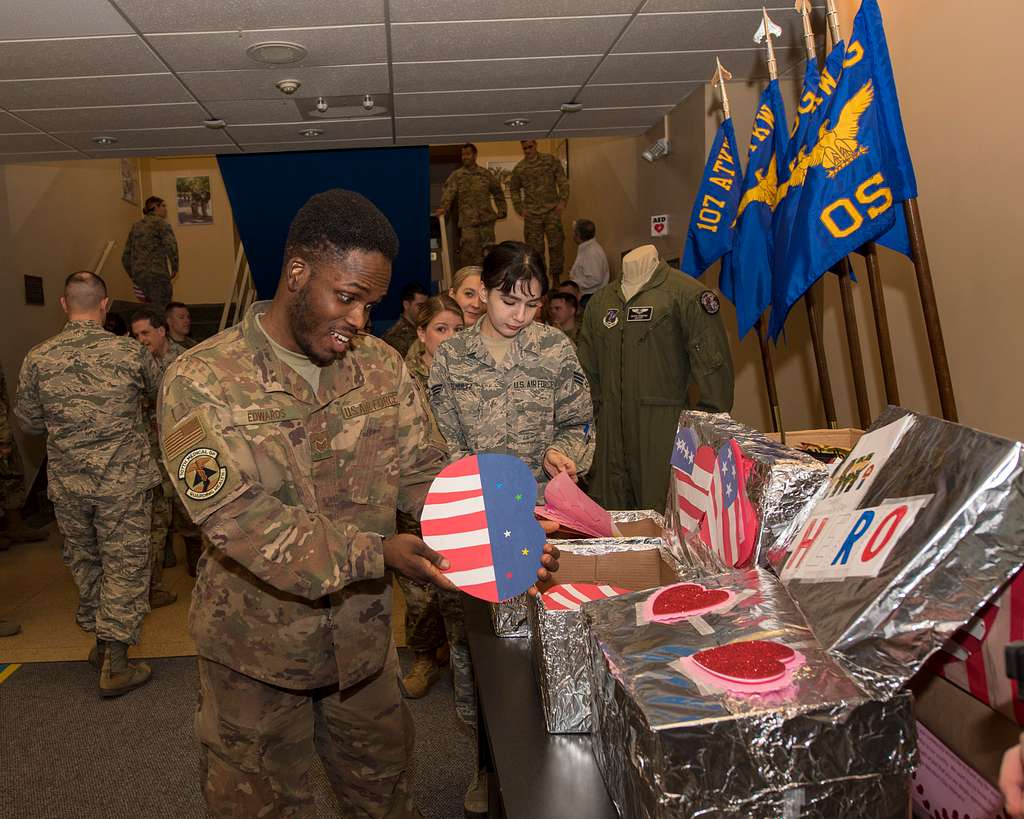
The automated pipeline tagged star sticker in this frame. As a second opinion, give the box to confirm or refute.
[496,482,504,489]
[521,548,530,556]
[504,530,512,538]
[506,571,514,579]
[514,493,523,502]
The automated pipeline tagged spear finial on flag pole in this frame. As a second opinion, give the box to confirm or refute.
[794,0,817,62]
[754,8,783,81]
[711,57,733,119]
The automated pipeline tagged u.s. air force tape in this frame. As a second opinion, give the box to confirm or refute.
[179,448,227,501]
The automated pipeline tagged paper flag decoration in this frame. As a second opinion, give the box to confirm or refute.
[680,639,806,694]
[643,582,736,624]
[541,582,629,611]
[671,426,717,534]
[421,454,546,603]
[535,471,613,538]
[699,440,759,567]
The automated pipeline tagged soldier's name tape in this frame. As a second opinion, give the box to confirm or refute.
[626,306,653,322]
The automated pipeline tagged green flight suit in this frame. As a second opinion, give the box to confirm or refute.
[577,261,734,511]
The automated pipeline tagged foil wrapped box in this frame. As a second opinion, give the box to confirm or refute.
[528,542,682,734]
[490,510,665,638]
[666,411,829,574]
[584,567,916,818]
[768,407,1024,699]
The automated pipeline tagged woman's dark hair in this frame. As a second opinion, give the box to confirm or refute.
[480,240,548,298]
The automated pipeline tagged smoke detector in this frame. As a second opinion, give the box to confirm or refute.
[246,41,307,65]
[276,79,302,95]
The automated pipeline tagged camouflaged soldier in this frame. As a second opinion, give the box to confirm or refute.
[381,281,427,359]
[130,307,186,608]
[159,190,558,818]
[434,143,507,266]
[428,241,594,500]
[509,140,570,283]
[122,196,178,310]
[15,271,161,696]
[0,367,47,551]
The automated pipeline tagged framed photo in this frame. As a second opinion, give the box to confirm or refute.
[485,159,518,201]
[175,175,213,225]
[119,158,140,205]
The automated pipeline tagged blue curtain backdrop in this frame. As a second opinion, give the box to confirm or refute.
[217,146,429,323]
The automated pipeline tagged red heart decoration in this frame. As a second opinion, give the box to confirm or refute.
[654,223,665,233]
[651,583,730,617]
[692,640,795,685]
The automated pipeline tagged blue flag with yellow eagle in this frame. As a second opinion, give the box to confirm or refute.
[682,117,742,278]
[719,80,789,339]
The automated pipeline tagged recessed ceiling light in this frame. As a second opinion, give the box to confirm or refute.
[203,119,226,129]
[246,41,308,65]
[92,136,118,145]
[560,102,584,114]
[504,118,530,128]
[299,128,323,137]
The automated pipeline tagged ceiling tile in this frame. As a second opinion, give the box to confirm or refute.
[576,81,701,108]
[180,65,390,103]
[207,99,308,124]
[394,87,575,118]
[227,118,391,143]
[17,103,208,132]
[393,56,600,94]
[0,131,69,151]
[0,0,133,39]
[644,0,818,10]
[397,112,560,138]
[556,106,671,129]
[0,150,85,163]
[0,36,164,80]
[395,130,549,146]
[553,126,647,138]
[615,9,822,55]
[58,127,235,151]
[113,0,385,33]
[0,110,37,133]
[236,138,394,153]
[0,74,192,109]
[390,1,637,23]
[86,145,241,158]
[391,17,626,62]
[146,26,386,73]
[592,48,805,84]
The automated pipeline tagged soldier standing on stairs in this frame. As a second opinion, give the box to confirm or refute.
[15,271,160,697]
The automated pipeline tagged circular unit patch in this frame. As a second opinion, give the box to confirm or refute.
[700,290,721,315]
[179,447,228,500]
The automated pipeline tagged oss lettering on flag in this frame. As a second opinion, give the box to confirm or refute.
[421,454,545,603]
[671,426,716,535]
[700,440,758,568]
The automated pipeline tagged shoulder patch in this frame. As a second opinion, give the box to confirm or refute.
[700,290,721,315]
[178,448,227,500]
[163,414,207,461]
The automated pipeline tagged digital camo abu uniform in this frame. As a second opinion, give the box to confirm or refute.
[159,302,446,817]
[577,261,734,511]
[122,214,178,308]
[14,320,161,644]
[427,319,594,500]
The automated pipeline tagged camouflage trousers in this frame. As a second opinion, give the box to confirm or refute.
[458,221,496,267]
[133,274,173,312]
[0,445,26,511]
[395,575,475,727]
[53,489,152,644]
[196,651,415,819]
[149,484,171,590]
[524,210,565,283]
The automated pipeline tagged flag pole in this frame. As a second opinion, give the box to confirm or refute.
[795,0,839,429]
[751,8,785,438]
[824,0,872,429]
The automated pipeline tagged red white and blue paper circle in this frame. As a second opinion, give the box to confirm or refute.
[421,454,546,602]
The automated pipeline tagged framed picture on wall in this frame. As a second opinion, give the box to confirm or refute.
[175,175,213,225]
[119,158,140,205]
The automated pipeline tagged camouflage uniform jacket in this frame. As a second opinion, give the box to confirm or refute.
[121,214,178,282]
[427,319,594,496]
[145,340,186,457]
[440,164,507,227]
[560,324,580,348]
[509,153,569,216]
[158,302,447,690]
[14,320,162,501]
[381,315,419,359]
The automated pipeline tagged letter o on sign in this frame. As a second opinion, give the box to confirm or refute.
[859,505,908,562]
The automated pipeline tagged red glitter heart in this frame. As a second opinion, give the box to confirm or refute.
[651,584,730,617]
[692,640,796,684]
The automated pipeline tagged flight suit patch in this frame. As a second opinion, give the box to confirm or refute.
[603,309,620,329]
[626,306,653,322]
[700,291,721,315]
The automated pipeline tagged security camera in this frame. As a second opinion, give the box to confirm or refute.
[275,79,301,95]
[362,94,375,111]
[315,96,329,113]
[642,137,671,163]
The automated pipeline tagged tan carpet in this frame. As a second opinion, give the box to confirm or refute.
[0,526,406,665]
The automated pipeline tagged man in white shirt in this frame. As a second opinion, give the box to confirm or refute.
[566,219,609,306]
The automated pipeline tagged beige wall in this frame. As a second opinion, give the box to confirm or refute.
[566,0,1024,442]
[140,156,237,305]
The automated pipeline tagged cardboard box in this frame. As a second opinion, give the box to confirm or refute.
[538,546,678,594]
[911,721,1006,819]
[765,427,864,451]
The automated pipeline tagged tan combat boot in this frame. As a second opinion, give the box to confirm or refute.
[87,637,106,670]
[399,652,440,699]
[99,641,152,697]
[463,770,488,816]
[150,588,178,609]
